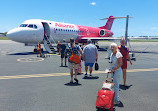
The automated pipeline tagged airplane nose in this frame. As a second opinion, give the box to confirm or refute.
[7,28,18,39]
[7,28,22,42]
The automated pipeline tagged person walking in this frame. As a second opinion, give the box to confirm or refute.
[109,43,123,104]
[65,38,82,83]
[82,39,98,77]
[60,39,68,66]
[118,38,132,87]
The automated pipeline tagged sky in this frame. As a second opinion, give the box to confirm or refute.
[0,0,158,36]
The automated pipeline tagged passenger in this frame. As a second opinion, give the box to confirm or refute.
[65,38,82,83]
[118,38,132,87]
[109,43,123,104]
[60,39,68,66]
[82,39,98,77]
[75,42,82,74]
[57,41,61,55]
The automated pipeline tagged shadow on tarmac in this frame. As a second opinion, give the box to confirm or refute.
[96,108,116,111]
[119,84,133,90]
[114,101,124,107]
[8,51,48,55]
[82,76,99,79]
[134,51,158,54]
[8,52,36,55]
[60,66,68,67]
[64,82,82,86]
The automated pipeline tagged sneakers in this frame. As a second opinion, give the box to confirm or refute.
[61,63,63,66]
[84,73,88,77]
[84,73,92,77]
[114,101,120,105]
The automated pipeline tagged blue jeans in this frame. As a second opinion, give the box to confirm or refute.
[111,68,121,102]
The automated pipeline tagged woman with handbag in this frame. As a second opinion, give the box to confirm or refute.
[65,38,82,83]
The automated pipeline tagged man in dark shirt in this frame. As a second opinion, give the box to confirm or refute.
[60,39,68,66]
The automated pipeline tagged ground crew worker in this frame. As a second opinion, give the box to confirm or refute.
[118,38,132,87]
[37,42,42,57]
[57,41,61,55]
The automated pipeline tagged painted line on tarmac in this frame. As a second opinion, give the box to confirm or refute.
[17,57,44,62]
[0,68,158,80]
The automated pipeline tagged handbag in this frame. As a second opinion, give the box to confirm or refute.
[95,62,99,70]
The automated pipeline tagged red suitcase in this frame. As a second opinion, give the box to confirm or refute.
[96,89,115,111]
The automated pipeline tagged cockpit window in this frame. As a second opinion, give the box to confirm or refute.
[28,24,34,28]
[20,24,37,29]
[34,25,37,29]
[20,24,28,27]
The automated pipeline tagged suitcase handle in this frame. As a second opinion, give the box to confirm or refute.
[106,71,114,82]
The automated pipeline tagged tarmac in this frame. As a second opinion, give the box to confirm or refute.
[0,40,158,111]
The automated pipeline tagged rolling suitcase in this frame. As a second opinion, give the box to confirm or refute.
[96,89,115,111]
[96,70,115,111]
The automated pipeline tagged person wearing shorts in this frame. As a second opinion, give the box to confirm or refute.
[65,38,82,83]
[82,39,98,77]
[60,39,68,66]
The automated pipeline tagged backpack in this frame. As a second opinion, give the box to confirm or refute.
[69,45,81,64]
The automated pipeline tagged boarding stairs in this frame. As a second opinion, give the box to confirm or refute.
[43,35,56,54]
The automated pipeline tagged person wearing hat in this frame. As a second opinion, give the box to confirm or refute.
[82,39,98,77]
[65,38,82,83]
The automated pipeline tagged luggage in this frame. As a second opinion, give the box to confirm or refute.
[96,70,114,111]
[96,89,115,111]
[95,62,99,71]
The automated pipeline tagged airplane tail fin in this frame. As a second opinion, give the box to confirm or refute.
[99,15,133,30]
[99,15,114,30]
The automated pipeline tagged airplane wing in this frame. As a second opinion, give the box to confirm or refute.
[81,37,121,41]
[81,37,158,41]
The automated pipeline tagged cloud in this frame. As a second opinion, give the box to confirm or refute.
[90,2,96,6]
[150,27,158,30]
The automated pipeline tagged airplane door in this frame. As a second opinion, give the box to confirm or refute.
[42,22,50,39]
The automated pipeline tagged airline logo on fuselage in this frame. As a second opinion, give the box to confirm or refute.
[55,23,75,29]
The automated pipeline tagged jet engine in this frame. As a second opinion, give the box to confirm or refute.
[99,29,105,36]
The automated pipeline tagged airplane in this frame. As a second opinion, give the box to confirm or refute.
[7,15,127,53]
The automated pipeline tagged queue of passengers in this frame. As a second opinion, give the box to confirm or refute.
[58,37,132,104]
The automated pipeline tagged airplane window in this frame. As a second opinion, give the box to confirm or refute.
[59,29,60,31]
[68,30,69,32]
[56,29,57,31]
[66,29,67,31]
[34,25,37,29]
[61,29,62,31]
[20,24,28,27]
[70,30,71,32]
[28,24,34,28]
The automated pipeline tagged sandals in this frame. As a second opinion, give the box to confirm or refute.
[70,80,73,83]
